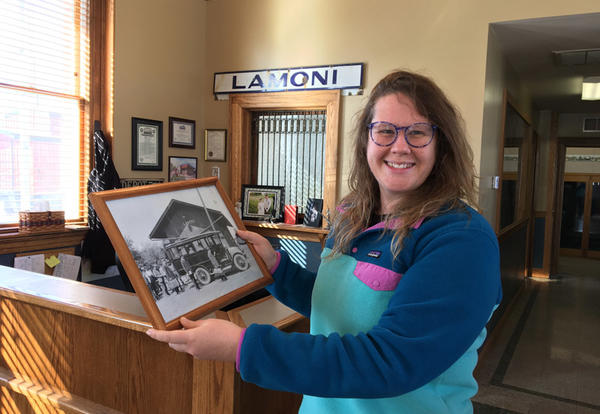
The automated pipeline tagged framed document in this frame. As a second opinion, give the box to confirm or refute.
[88,177,273,330]
[169,117,196,149]
[205,129,227,161]
[132,117,163,171]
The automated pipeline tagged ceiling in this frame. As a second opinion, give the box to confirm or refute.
[491,12,600,113]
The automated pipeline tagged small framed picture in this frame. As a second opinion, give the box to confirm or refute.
[132,117,163,171]
[169,117,196,149]
[88,177,273,330]
[241,185,285,222]
[169,156,198,182]
[303,198,323,227]
[205,129,227,162]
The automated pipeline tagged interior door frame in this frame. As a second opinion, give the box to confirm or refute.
[551,137,600,270]
[229,90,341,225]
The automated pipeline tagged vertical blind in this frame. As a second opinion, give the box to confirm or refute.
[0,0,90,225]
[253,111,326,211]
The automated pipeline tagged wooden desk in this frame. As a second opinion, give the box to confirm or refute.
[0,266,306,413]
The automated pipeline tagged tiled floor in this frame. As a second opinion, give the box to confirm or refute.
[474,256,600,414]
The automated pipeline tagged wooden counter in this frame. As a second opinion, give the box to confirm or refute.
[0,265,306,413]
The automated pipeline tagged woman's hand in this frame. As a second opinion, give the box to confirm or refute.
[146,317,243,362]
[237,229,278,271]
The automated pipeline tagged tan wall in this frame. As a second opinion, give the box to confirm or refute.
[112,0,599,218]
[113,0,207,181]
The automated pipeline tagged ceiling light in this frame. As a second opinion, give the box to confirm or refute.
[582,77,600,100]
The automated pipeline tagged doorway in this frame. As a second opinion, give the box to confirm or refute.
[554,141,600,266]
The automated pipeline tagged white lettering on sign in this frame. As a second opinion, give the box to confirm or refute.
[213,63,363,96]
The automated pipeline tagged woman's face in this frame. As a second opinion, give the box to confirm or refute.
[366,93,437,213]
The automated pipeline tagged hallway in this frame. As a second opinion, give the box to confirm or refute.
[473,256,600,413]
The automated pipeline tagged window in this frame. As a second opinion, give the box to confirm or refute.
[253,110,326,209]
[0,0,112,226]
[230,90,340,226]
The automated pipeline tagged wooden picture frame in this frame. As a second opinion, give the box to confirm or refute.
[168,156,198,182]
[169,117,196,149]
[204,129,227,161]
[132,117,163,171]
[241,185,285,222]
[88,177,273,330]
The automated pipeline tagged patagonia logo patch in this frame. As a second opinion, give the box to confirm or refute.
[367,250,382,258]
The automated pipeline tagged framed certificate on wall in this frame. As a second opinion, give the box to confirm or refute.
[132,117,163,171]
[205,129,227,162]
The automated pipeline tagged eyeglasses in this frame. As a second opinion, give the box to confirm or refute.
[368,121,437,148]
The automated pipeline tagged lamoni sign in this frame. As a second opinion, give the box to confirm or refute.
[213,63,363,97]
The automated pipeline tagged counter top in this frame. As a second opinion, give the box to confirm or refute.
[0,265,150,331]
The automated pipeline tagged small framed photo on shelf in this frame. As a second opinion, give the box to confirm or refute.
[169,117,196,149]
[241,185,284,222]
[205,129,227,162]
[132,117,163,171]
[168,156,198,182]
[303,198,323,227]
[88,177,273,330]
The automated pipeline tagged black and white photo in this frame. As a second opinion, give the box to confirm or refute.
[89,178,272,329]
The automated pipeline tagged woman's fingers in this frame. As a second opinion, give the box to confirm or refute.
[236,230,278,270]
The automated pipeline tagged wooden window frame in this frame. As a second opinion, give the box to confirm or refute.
[0,0,113,231]
[229,90,340,228]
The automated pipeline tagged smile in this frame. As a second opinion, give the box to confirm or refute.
[385,160,415,169]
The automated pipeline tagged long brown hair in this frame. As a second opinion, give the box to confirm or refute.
[329,70,478,258]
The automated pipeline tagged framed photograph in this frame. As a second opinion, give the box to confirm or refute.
[205,129,227,162]
[132,117,163,171]
[169,117,196,149]
[303,198,323,227]
[241,185,284,222]
[88,177,273,330]
[169,156,198,182]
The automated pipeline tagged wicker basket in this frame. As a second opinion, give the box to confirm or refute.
[18,211,65,233]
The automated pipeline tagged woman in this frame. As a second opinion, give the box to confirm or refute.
[147,70,502,413]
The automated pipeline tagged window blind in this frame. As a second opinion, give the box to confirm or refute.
[0,0,90,225]
[253,111,326,211]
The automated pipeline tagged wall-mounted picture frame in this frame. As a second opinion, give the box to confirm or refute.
[303,198,323,227]
[169,117,196,149]
[205,129,227,162]
[241,185,284,222]
[169,156,198,182]
[132,117,163,171]
[88,177,273,330]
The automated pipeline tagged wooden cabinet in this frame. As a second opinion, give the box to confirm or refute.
[0,226,87,275]
[0,266,307,413]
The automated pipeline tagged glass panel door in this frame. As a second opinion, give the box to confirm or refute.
[589,180,600,252]
[560,181,586,250]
